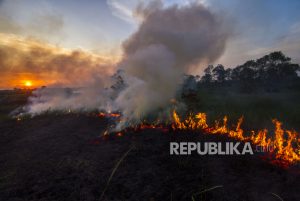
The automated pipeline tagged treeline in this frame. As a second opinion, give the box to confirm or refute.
[186,51,300,93]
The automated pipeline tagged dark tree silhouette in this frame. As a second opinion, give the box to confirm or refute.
[201,65,214,83]
[199,51,300,92]
[212,64,226,82]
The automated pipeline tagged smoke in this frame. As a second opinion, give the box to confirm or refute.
[19,1,229,128]
[0,33,115,88]
[1,34,117,115]
[112,1,229,126]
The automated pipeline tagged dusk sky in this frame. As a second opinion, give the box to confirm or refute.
[0,0,300,88]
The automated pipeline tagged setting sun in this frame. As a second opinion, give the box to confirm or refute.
[24,80,33,87]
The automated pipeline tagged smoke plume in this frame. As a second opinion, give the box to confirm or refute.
[112,2,229,126]
[1,34,116,115]
[20,1,229,128]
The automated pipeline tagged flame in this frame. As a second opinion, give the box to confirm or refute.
[250,129,271,147]
[98,112,121,118]
[97,109,299,165]
[171,111,300,164]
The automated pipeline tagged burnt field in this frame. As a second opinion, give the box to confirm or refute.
[0,90,299,201]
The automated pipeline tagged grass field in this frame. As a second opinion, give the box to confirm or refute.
[2,87,300,134]
[0,89,299,201]
[183,85,300,132]
[0,90,31,121]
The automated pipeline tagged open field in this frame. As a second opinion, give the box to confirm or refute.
[0,90,299,201]
[183,86,300,132]
[0,90,32,122]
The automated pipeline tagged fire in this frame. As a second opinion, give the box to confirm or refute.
[97,109,300,165]
[171,111,300,164]
[98,112,121,118]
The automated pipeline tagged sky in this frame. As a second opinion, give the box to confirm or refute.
[0,0,300,88]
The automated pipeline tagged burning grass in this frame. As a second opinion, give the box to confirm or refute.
[100,110,300,167]
[12,107,300,167]
[171,111,300,166]
[4,88,300,168]
[1,104,300,200]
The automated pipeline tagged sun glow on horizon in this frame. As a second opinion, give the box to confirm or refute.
[24,80,33,88]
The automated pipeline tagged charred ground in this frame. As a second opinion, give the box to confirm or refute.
[0,90,300,201]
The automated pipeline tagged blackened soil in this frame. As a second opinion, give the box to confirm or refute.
[0,114,299,201]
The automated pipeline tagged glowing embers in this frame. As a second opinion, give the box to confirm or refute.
[98,112,121,118]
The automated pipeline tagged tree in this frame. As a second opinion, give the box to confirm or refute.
[212,64,226,82]
[201,65,214,83]
[199,51,300,92]
[269,51,291,65]
[239,67,256,81]
[225,68,232,81]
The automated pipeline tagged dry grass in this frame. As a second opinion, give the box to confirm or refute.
[191,185,223,201]
[99,145,134,201]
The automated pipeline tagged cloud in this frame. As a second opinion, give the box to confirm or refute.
[0,33,116,88]
[1,33,119,115]
[0,0,65,42]
[107,0,138,24]
[217,21,300,67]
[206,0,300,67]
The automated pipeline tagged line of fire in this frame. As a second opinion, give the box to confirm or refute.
[97,110,300,168]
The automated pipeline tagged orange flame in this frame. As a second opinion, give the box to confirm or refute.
[171,111,300,164]
[98,110,299,165]
[98,112,121,118]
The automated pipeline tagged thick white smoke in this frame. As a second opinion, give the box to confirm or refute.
[112,2,229,126]
[22,1,229,128]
